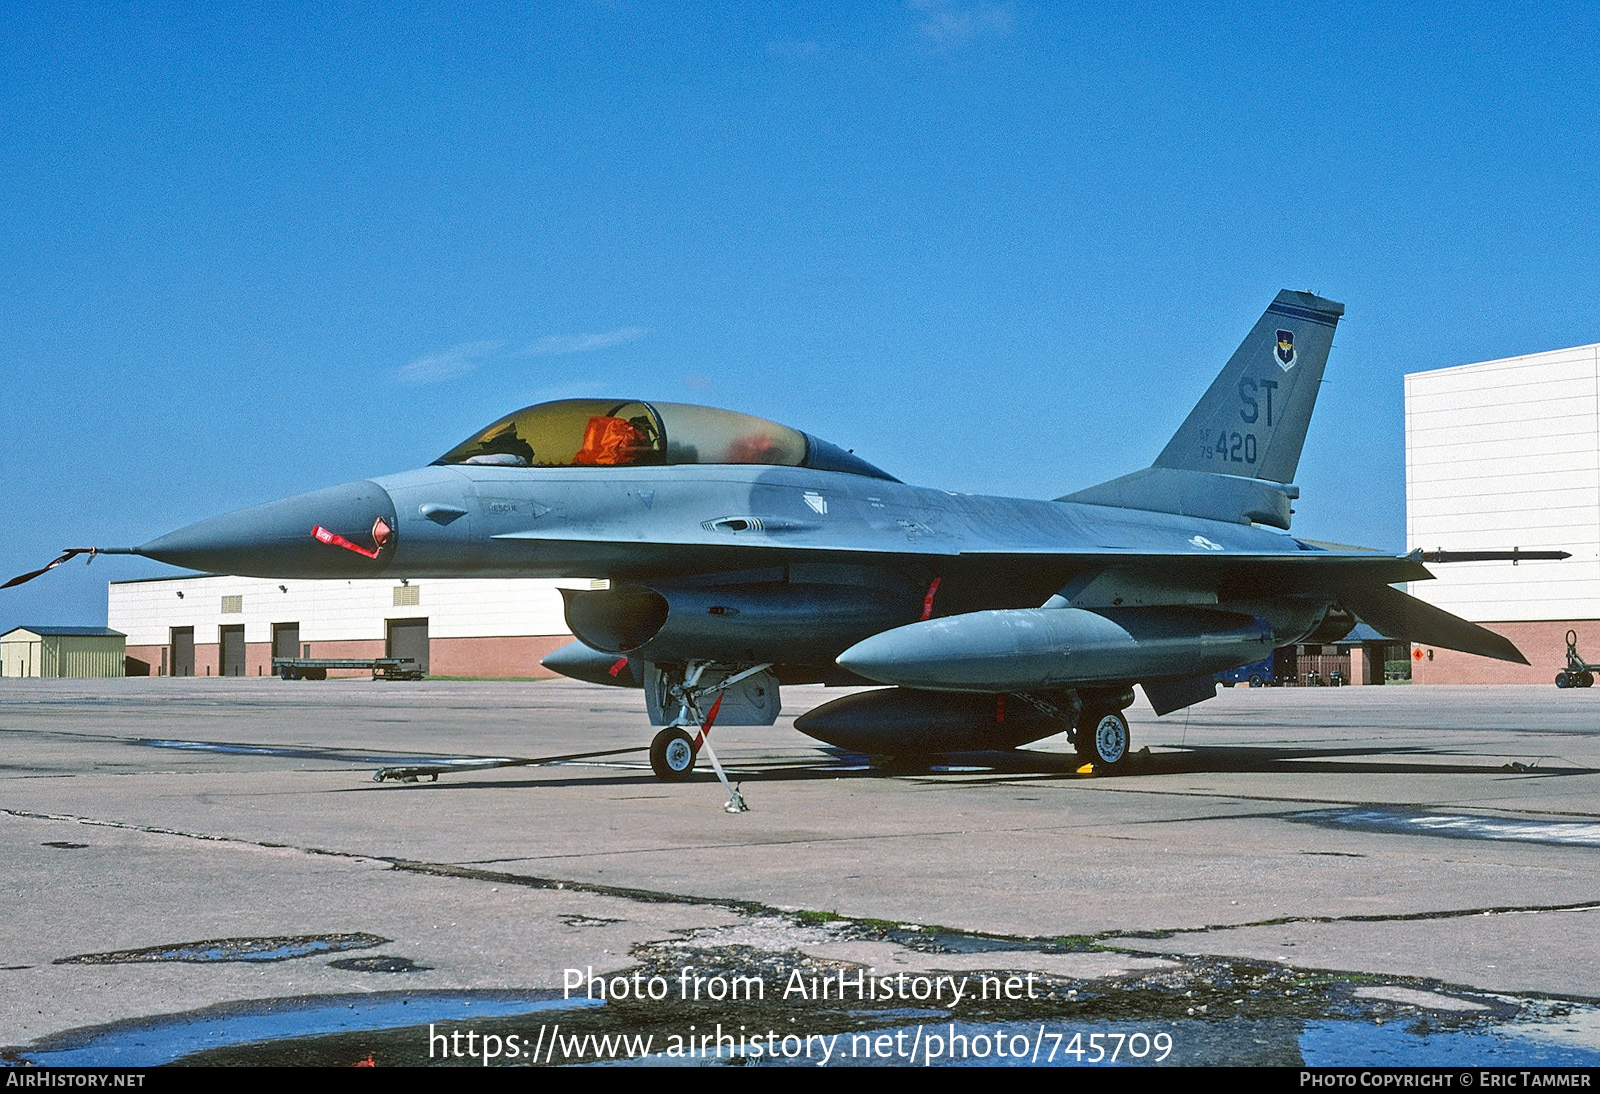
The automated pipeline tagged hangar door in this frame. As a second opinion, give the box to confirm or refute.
[170,627,194,677]
[272,623,299,662]
[220,626,246,677]
[386,618,429,675]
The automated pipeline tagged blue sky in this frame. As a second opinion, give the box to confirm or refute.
[5,2,1600,630]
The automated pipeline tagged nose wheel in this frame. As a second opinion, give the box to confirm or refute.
[651,728,697,781]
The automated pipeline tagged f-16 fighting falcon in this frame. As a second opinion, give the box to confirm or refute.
[7,291,1560,796]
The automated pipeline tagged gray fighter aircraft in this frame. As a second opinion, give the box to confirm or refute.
[8,291,1556,786]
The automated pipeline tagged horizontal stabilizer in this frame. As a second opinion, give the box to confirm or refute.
[1061,467,1297,529]
[1337,584,1529,665]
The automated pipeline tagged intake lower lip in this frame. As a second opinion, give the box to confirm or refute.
[137,480,398,577]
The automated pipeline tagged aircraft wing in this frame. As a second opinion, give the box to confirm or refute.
[951,548,1432,596]
[494,527,1428,585]
[497,528,1523,663]
[963,549,1530,664]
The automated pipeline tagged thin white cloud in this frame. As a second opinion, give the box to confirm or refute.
[396,340,506,385]
[521,327,649,357]
[906,0,1014,44]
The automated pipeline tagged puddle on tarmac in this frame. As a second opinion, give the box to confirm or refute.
[1300,1012,1600,1067]
[13,970,1599,1067]
[12,993,603,1068]
[122,1006,1600,1067]
[326,955,431,974]
[15,918,1600,1067]
[714,1014,1600,1067]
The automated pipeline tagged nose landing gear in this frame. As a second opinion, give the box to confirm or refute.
[651,661,773,811]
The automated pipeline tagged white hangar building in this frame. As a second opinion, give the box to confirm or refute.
[108,575,588,678]
[1406,343,1600,683]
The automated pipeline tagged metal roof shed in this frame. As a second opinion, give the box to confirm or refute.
[0,626,126,678]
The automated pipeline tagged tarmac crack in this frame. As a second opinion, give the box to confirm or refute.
[1113,898,1600,942]
[0,806,761,913]
[0,807,389,865]
[11,806,1600,962]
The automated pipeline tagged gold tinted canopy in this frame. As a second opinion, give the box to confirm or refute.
[437,399,810,470]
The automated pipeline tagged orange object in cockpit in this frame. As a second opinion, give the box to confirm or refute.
[573,416,648,465]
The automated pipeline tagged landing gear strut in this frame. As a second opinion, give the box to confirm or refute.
[1069,688,1135,771]
[654,661,773,811]
[1013,689,1131,772]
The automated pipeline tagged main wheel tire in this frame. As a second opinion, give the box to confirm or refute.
[1557,672,1573,688]
[1076,709,1130,770]
[1581,671,1595,688]
[650,728,697,781]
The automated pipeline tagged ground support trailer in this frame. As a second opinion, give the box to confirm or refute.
[272,657,424,681]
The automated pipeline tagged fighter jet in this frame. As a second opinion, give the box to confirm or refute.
[7,291,1558,787]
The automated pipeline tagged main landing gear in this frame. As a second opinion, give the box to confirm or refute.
[1072,689,1136,771]
[1016,688,1135,772]
[1076,708,1131,769]
[648,661,773,811]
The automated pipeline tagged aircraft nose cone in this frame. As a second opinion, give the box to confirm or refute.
[137,480,398,577]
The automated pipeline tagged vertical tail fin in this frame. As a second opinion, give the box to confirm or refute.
[1154,289,1343,484]
[1062,290,1344,530]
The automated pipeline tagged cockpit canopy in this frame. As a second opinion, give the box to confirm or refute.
[435,399,897,481]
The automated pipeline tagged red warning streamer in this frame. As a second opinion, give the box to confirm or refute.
[312,518,392,560]
[312,526,380,559]
[692,694,725,752]
[921,576,942,621]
